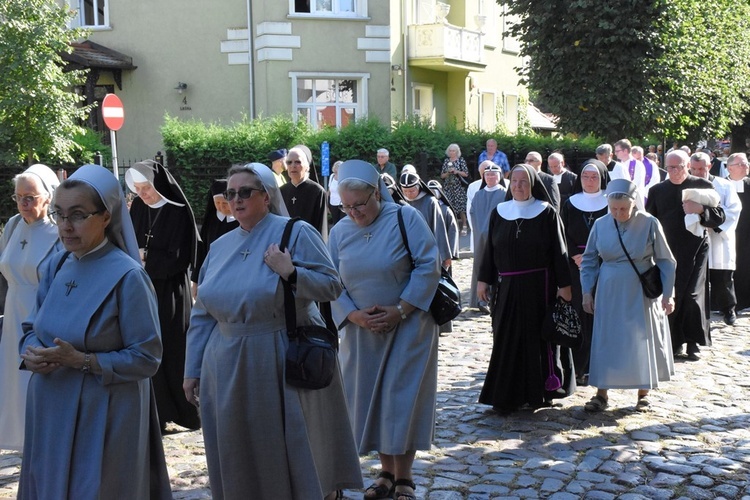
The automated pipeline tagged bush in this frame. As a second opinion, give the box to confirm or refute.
[162,115,602,220]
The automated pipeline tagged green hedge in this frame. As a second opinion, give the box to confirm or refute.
[161,115,602,220]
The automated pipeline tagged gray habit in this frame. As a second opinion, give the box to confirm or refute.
[186,213,362,500]
[328,202,441,454]
[469,186,507,307]
[405,194,452,264]
[18,242,171,499]
[581,212,676,389]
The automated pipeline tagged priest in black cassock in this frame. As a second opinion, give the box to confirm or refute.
[280,147,328,237]
[126,160,201,431]
[646,150,725,362]
[727,153,750,311]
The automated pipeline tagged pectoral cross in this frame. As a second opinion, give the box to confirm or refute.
[20,239,27,249]
[240,249,251,261]
[291,197,297,205]
[364,232,373,242]
[65,280,77,296]
[587,213,595,226]
[145,231,154,247]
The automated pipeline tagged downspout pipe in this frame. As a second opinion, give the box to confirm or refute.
[246,0,255,118]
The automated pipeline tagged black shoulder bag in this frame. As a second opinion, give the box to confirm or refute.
[614,219,662,299]
[396,207,462,326]
[280,218,338,390]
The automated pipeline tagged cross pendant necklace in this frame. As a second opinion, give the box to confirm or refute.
[514,219,524,239]
[291,196,297,205]
[143,207,164,262]
[240,249,251,260]
[65,280,77,296]
[363,232,373,242]
[20,239,28,249]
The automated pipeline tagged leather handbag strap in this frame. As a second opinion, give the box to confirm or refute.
[396,207,416,270]
[613,218,643,281]
[279,218,301,335]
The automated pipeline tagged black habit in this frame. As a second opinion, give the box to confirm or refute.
[130,199,201,430]
[733,178,750,311]
[281,179,328,236]
[646,176,725,349]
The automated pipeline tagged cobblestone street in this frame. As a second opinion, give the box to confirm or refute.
[2,256,750,499]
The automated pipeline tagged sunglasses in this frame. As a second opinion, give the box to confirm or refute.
[223,186,264,201]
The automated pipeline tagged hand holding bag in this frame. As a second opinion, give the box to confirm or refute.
[542,296,582,348]
[280,218,338,390]
[614,219,662,299]
[397,207,462,326]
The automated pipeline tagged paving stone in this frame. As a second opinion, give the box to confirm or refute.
[1,258,750,498]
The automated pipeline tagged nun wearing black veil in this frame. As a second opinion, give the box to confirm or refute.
[477,164,575,414]
[560,159,609,384]
[126,159,201,431]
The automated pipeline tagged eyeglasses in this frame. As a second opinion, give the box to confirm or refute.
[666,164,685,171]
[12,194,43,204]
[223,186,264,201]
[339,192,374,214]
[285,160,303,166]
[50,210,102,225]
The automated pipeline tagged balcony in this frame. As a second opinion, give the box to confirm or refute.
[408,23,486,72]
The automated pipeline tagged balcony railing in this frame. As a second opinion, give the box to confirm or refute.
[408,23,485,70]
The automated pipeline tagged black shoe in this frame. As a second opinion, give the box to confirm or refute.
[478,301,491,315]
[673,345,685,358]
[725,309,737,326]
[686,352,700,361]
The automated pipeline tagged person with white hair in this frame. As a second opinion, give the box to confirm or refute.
[281,147,328,236]
[375,148,397,179]
[727,153,750,311]
[689,152,741,326]
[0,164,61,451]
[524,152,561,211]
[646,150,725,361]
[547,152,577,205]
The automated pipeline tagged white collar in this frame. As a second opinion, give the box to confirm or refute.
[496,197,548,220]
[405,191,427,202]
[729,178,745,193]
[215,210,235,222]
[146,198,168,209]
[78,237,109,259]
[569,191,607,212]
[484,184,502,192]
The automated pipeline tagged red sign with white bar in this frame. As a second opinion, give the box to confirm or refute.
[101,94,125,131]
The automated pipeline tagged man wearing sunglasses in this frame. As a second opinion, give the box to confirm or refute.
[279,147,328,237]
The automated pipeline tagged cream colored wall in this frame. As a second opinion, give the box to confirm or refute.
[86,1,249,162]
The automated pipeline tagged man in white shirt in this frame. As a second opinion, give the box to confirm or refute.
[610,139,660,200]
[689,152,742,325]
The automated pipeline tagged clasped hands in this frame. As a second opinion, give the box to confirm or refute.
[349,304,405,334]
[21,338,84,374]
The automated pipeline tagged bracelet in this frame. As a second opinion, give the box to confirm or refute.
[396,303,407,320]
[81,352,91,374]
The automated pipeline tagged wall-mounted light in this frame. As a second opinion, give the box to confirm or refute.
[391,64,403,76]
[174,82,188,94]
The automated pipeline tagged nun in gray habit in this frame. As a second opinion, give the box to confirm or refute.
[328,160,441,500]
[18,164,171,499]
[184,163,361,500]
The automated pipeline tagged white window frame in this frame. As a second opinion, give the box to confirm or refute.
[74,0,110,29]
[479,91,497,132]
[411,83,435,126]
[501,5,521,54]
[288,0,368,19]
[503,92,519,133]
[290,72,369,130]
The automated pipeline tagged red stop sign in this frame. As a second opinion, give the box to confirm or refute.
[101,94,125,131]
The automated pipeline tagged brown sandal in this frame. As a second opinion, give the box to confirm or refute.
[584,395,608,412]
[363,471,395,499]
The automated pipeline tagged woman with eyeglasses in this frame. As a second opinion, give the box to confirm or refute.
[125,160,201,433]
[328,160,441,500]
[184,163,361,500]
[0,164,61,451]
[18,164,171,499]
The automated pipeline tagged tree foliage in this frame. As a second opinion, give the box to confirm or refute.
[0,0,91,164]
[502,0,750,141]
